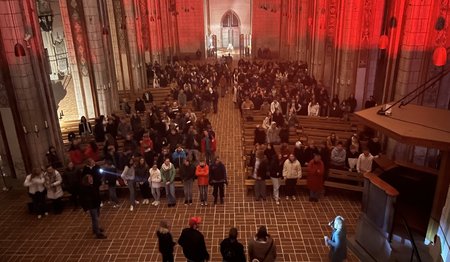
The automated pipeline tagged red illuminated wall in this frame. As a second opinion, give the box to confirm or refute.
[177,0,205,55]
[251,0,282,57]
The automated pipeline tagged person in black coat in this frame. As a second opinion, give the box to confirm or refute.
[156,220,176,262]
[179,159,196,205]
[178,217,210,262]
[209,157,227,205]
[220,227,246,262]
[79,174,106,239]
[94,116,105,142]
[134,98,146,113]
[254,126,267,145]
[63,162,82,209]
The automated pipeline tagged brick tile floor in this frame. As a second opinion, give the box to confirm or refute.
[0,95,361,261]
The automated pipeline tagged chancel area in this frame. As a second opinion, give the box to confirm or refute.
[0,0,450,261]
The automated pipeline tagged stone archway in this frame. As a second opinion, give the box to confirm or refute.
[220,10,240,49]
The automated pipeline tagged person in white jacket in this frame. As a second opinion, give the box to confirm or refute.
[24,168,47,219]
[149,163,162,206]
[357,149,375,174]
[283,154,302,200]
[44,165,64,214]
[308,100,320,116]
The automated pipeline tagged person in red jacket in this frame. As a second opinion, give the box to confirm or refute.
[195,159,209,206]
[68,139,84,166]
[201,130,217,165]
[84,141,100,162]
[307,151,325,202]
[140,133,153,156]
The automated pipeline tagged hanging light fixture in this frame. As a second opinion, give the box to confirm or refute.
[432,47,448,67]
[378,35,389,50]
[9,1,26,57]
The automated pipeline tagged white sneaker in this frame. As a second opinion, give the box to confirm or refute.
[135,200,140,205]
[37,215,42,219]
[113,205,118,208]
[200,202,204,206]
[285,196,289,200]
[129,205,134,212]
[100,202,104,207]
[276,201,280,205]
[292,196,297,200]
[151,201,156,206]
[154,201,159,206]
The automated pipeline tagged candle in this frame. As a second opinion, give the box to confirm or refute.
[23,126,27,134]
[44,121,48,128]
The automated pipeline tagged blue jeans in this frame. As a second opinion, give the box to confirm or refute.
[127,180,135,206]
[89,208,100,234]
[165,183,176,205]
[183,179,193,202]
[108,185,118,204]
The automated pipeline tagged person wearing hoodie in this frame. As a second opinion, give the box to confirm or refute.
[24,168,47,219]
[171,145,187,168]
[43,165,64,214]
[209,156,227,205]
[248,226,277,262]
[121,158,137,211]
[161,158,176,207]
[178,216,210,262]
[282,154,302,200]
[269,154,283,205]
[220,227,246,262]
[179,159,196,205]
[195,159,209,206]
[156,220,176,262]
[149,163,162,206]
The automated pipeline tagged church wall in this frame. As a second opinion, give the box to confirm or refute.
[176,0,205,56]
[252,0,282,57]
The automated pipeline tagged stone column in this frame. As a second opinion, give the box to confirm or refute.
[123,0,144,91]
[333,0,364,100]
[59,0,98,118]
[82,0,116,116]
[0,0,63,174]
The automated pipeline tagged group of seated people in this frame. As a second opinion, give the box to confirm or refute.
[234,60,378,124]
[248,128,381,202]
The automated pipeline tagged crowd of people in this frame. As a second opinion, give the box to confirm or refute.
[24,60,241,239]
[232,59,381,203]
[22,58,355,261]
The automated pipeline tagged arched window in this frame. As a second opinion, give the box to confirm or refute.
[222,11,239,28]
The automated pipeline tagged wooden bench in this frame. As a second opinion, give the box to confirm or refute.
[325,169,364,192]
[244,169,364,195]
[244,178,307,195]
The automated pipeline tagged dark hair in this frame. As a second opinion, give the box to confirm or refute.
[337,141,343,146]
[256,226,269,240]
[229,227,238,240]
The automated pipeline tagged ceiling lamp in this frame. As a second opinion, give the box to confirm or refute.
[378,35,389,50]
[432,47,447,67]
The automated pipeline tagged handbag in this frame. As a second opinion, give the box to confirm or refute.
[252,239,274,262]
